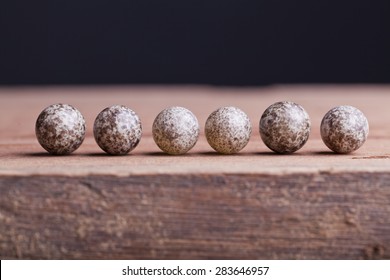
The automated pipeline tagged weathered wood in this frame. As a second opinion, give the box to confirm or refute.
[1,85,390,259]
[1,173,389,259]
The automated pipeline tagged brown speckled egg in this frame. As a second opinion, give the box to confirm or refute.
[94,105,142,155]
[205,106,252,154]
[260,101,311,154]
[153,107,199,155]
[321,105,369,154]
[35,104,86,155]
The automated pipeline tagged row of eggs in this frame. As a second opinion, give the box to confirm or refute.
[35,102,369,155]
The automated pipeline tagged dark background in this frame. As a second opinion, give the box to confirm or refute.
[1,0,389,85]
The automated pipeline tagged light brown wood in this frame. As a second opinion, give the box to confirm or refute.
[1,85,390,259]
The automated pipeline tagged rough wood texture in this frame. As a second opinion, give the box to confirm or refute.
[1,85,390,259]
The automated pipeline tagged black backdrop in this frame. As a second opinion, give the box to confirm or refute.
[1,0,389,85]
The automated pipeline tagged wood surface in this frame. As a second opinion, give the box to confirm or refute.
[1,85,390,259]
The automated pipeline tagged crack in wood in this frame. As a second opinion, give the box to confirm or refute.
[352,155,390,159]
[80,181,106,199]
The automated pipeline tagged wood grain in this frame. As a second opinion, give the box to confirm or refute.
[1,85,390,259]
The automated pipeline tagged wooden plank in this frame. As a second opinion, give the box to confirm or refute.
[1,173,390,259]
[1,85,390,259]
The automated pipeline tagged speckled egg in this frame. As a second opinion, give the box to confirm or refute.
[321,105,369,154]
[94,105,142,155]
[205,106,252,154]
[259,101,311,154]
[152,107,199,155]
[35,104,86,155]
